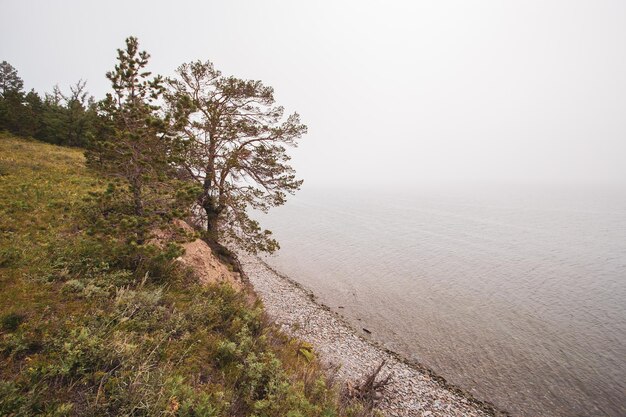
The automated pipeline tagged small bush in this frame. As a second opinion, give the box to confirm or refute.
[0,330,43,358]
[115,287,163,319]
[1,312,25,332]
[61,279,85,294]
[0,381,26,416]
[0,246,20,267]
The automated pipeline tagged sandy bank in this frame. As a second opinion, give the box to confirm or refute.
[236,251,505,417]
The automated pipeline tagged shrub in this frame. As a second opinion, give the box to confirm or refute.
[61,279,85,294]
[1,312,25,332]
[0,246,21,267]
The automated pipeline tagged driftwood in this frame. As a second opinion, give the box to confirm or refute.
[346,360,393,408]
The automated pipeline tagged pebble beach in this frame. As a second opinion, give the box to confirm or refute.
[237,251,505,417]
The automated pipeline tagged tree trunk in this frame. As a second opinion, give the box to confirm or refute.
[203,202,219,238]
[131,180,143,216]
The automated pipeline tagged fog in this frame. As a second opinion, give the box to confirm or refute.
[2,0,625,187]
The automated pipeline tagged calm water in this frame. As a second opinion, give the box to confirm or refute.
[257,185,626,417]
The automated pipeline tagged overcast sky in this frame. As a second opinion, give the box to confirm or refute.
[2,0,625,187]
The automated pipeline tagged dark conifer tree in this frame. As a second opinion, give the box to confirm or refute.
[0,61,27,134]
[85,37,196,245]
[88,37,174,216]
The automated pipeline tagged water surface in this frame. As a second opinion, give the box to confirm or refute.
[257,185,626,417]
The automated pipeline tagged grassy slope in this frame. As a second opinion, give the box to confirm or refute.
[0,133,369,417]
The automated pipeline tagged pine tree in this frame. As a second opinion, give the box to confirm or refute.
[88,37,175,217]
[85,37,199,246]
[41,81,96,146]
[166,60,307,253]
[0,61,26,134]
[0,61,23,96]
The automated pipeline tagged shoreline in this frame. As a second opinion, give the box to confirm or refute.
[236,251,509,417]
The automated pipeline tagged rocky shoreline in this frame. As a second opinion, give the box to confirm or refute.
[236,251,507,417]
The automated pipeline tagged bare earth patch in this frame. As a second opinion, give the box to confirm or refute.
[155,220,244,290]
[178,237,243,290]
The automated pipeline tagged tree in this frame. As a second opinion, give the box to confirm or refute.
[0,61,24,96]
[167,60,307,253]
[0,61,27,134]
[41,80,96,146]
[85,37,200,248]
[88,36,173,217]
[0,63,44,138]
[21,89,44,138]
[0,60,98,145]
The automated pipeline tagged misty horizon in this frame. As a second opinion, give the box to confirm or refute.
[2,0,625,187]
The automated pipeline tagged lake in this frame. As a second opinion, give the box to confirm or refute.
[256,184,626,416]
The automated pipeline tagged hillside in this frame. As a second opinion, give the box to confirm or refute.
[0,133,371,417]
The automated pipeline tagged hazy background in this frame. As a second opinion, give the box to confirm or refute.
[1,0,625,187]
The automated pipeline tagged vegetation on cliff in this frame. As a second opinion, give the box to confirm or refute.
[0,134,372,416]
[0,36,372,416]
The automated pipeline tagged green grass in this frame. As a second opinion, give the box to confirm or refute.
[0,133,373,417]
